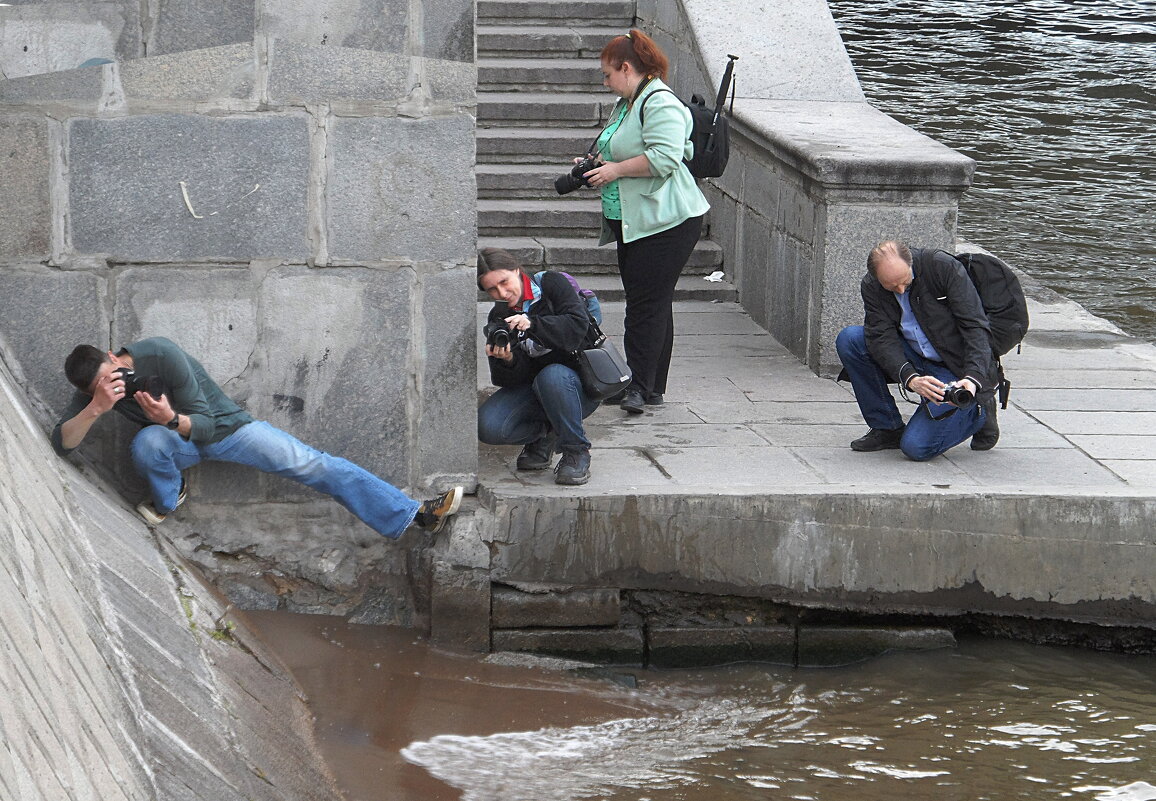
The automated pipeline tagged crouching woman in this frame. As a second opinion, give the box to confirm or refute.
[477,247,599,485]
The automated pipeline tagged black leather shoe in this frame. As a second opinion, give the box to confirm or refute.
[644,392,663,406]
[850,426,905,452]
[971,398,999,451]
[554,450,591,485]
[516,432,557,470]
[602,390,626,405]
[620,388,645,414]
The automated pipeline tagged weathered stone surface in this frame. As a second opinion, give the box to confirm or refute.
[327,114,476,264]
[119,43,256,102]
[492,586,621,629]
[0,2,124,78]
[0,115,51,260]
[797,626,956,667]
[423,0,474,63]
[0,267,105,410]
[418,264,479,486]
[0,64,105,103]
[492,627,645,665]
[68,113,311,262]
[150,0,255,57]
[649,626,795,668]
[423,57,478,104]
[258,0,408,54]
[267,40,409,105]
[253,266,413,483]
[431,559,491,652]
[113,265,259,384]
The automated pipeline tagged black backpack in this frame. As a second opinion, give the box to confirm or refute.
[951,251,1030,357]
[948,251,1030,409]
[639,54,738,179]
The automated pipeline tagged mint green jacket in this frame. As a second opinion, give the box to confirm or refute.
[598,78,711,245]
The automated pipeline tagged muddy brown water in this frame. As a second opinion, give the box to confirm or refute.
[246,611,1156,801]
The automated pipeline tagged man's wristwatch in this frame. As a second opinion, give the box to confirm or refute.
[166,414,180,430]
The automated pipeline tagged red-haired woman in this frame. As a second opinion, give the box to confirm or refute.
[579,29,710,414]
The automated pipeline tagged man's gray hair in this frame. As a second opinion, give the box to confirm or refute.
[867,240,913,277]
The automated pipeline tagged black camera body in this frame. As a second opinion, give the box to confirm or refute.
[942,381,975,408]
[114,367,164,400]
[554,155,600,195]
[483,320,512,350]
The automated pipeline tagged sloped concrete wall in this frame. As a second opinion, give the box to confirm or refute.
[639,0,975,376]
[0,0,478,613]
[0,344,341,801]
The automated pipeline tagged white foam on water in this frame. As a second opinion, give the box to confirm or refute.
[401,697,809,801]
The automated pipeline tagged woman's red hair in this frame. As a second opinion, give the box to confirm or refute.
[600,28,669,80]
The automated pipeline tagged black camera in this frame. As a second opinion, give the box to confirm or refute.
[114,367,164,399]
[554,155,600,195]
[942,381,975,408]
[483,320,512,350]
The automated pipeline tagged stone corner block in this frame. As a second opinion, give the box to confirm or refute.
[429,560,491,653]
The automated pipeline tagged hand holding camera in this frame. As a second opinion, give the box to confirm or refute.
[554,154,603,195]
[907,374,977,408]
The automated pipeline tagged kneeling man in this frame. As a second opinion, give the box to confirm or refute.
[52,337,461,534]
[835,240,999,461]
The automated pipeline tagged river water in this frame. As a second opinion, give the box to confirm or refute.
[826,0,1156,342]
[247,612,1156,801]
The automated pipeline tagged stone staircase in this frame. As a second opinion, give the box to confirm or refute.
[476,0,732,301]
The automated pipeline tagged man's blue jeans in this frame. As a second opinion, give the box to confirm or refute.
[478,363,599,454]
[130,420,421,538]
[835,325,986,461]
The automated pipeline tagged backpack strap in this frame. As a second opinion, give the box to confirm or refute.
[638,87,677,126]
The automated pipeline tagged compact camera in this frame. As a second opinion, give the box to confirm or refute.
[554,155,600,195]
[942,381,975,408]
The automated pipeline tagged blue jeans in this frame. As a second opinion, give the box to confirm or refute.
[130,420,420,538]
[835,325,986,461]
[478,363,599,454]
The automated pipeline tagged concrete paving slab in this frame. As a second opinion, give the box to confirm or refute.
[1102,460,1156,485]
[1068,435,1156,461]
[1031,411,1156,436]
[799,447,981,487]
[689,399,864,426]
[1011,388,1156,412]
[584,422,767,449]
[650,444,824,487]
[749,422,867,448]
[1010,368,1156,390]
[946,447,1125,489]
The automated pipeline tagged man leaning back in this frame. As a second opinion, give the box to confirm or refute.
[52,336,461,535]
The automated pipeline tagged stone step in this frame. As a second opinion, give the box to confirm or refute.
[477,127,600,163]
[478,0,634,27]
[477,274,737,303]
[479,197,603,237]
[478,162,592,198]
[479,235,724,277]
[478,24,624,58]
[479,57,604,93]
[478,90,614,128]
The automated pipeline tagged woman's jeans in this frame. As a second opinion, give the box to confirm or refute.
[478,363,599,454]
[607,215,703,396]
[835,325,986,461]
[130,420,421,538]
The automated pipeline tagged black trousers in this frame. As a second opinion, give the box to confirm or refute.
[607,215,703,396]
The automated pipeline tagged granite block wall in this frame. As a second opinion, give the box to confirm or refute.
[0,0,478,615]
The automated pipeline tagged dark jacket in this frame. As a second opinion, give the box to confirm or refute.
[51,337,252,456]
[862,248,996,393]
[485,271,591,388]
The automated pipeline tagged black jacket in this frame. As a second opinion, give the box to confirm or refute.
[485,271,591,388]
[862,248,996,393]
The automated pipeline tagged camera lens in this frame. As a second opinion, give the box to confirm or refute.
[492,328,510,349]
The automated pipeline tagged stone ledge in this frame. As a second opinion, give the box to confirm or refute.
[491,627,645,665]
[491,585,621,629]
